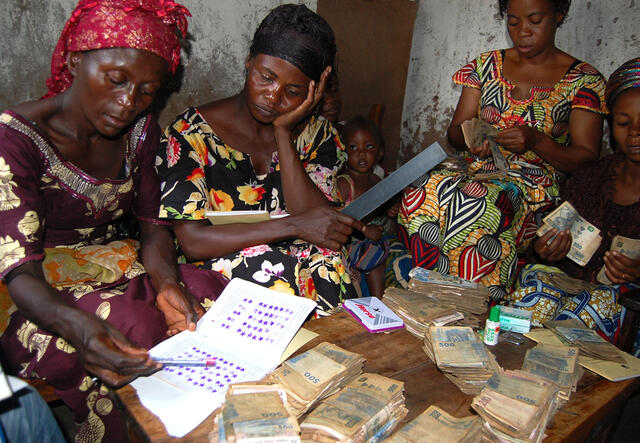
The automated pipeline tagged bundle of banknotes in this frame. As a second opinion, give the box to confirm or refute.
[545,319,626,363]
[264,342,365,417]
[383,405,481,443]
[423,326,501,394]
[382,287,475,338]
[300,373,408,442]
[596,235,640,285]
[460,117,510,173]
[472,370,561,443]
[536,201,602,267]
[407,268,489,317]
[209,383,300,443]
[521,344,583,402]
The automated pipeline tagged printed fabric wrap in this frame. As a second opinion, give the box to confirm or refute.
[45,0,191,97]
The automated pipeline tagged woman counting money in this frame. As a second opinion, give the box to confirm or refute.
[508,58,640,347]
[0,1,227,440]
[398,0,607,300]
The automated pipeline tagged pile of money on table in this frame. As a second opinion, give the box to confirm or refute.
[521,344,583,402]
[383,405,481,443]
[545,319,626,363]
[382,287,471,338]
[210,383,300,442]
[265,342,365,417]
[407,268,489,321]
[300,373,408,442]
[423,326,500,394]
[472,370,561,443]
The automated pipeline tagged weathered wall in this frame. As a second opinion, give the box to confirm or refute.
[399,0,640,163]
[0,0,315,127]
[2,0,637,159]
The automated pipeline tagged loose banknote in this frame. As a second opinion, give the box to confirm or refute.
[536,201,602,266]
[596,235,640,285]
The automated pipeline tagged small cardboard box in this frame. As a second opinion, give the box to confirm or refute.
[499,306,532,333]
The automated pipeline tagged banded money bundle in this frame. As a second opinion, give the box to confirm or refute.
[265,342,365,417]
[382,287,470,338]
[423,326,500,394]
[472,370,560,443]
[536,201,602,267]
[383,405,481,443]
[300,373,408,442]
[521,344,582,402]
[545,319,626,363]
[209,383,300,443]
[407,268,489,317]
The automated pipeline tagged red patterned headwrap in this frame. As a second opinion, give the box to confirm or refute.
[44,0,191,98]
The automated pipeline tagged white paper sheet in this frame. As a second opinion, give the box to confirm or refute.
[131,278,316,437]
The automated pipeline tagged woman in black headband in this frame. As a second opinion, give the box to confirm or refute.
[156,4,363,316]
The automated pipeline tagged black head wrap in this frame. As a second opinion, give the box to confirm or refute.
[249,4,336,82]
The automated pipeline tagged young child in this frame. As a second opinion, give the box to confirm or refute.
[337,116,399,297]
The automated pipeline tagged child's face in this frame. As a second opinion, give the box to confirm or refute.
[345,128,382,174]
[612,88,640,163]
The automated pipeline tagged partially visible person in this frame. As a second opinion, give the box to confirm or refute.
[0,370,65,443]
[337,116,398,298]
[318,70,342,125]
[399,0,607,300]
[0,1,227,441]
[156,4,363,316]
[509,58,640,347]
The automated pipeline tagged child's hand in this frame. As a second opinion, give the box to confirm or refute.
[363,224,383,241]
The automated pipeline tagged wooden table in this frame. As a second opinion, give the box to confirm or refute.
[114,311,640,442]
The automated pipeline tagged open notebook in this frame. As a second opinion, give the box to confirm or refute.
[131,278,316,437]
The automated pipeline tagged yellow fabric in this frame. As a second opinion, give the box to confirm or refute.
[0,240,139,334]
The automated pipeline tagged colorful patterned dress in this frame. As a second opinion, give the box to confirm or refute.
[156,109,355,315]
[0,111,227,442]
[399,50,607,300]
[509,154,640,344]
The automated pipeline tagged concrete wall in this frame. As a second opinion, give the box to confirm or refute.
[399,0,640,163]
[0,0,315,126]
[1,0,637,160]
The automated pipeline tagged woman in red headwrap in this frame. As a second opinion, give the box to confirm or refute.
[0,1,226,441]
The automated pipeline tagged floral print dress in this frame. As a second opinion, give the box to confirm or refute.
[0,111,226,442]
[399,50,607,300]
[156,108,355,315]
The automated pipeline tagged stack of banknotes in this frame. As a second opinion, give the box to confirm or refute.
[536,201,602,267]
[407,268,489,318]
[382,287,475,338]
[423,326,500,394]
[209,383,300,443]
[472,370,561,443]
[521,344,583,402]
[265,342,365,417]
[383,405,481,443]
[300,373,408,442]
[545,319,626,363]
